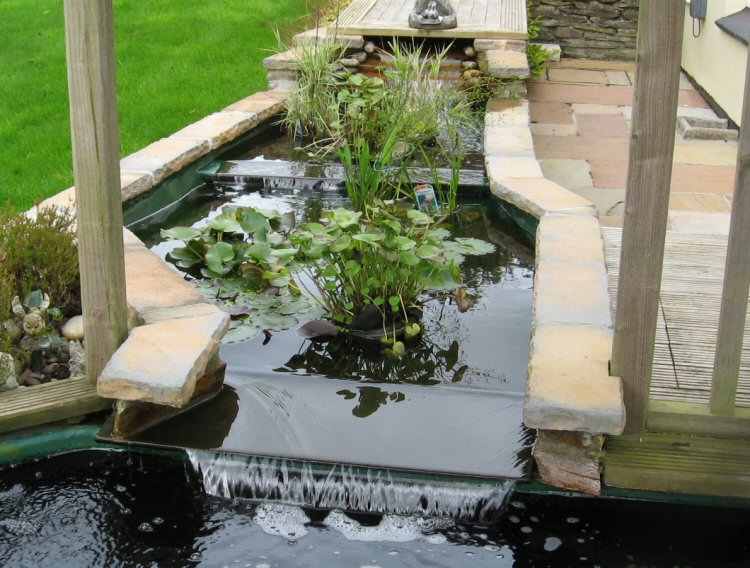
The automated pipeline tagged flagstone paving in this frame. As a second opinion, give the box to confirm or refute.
[530,59,739,233]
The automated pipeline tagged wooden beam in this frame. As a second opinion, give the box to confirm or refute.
[610,0,685,432]
[711,44,750,415]
[64,0,128,383]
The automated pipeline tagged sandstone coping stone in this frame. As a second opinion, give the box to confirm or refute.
[139,302,224,326]
[479,50,530,80]
[122,227,145,249]
[120,171,156,202]
[536,214,606,265]
[474,39,526,53]
[120,137,210,185]
[485,125,534,157]
[486,156,543,179]
[39,187,76,210]
[533,259,612,328]
[489,176,596,218]
[525,324,625,434]
[97,310,230,407]
[224,91,288,122]
[170,111,260,149]
[263,49,303,71]
[124,247,207,315]
[485,99,530,127]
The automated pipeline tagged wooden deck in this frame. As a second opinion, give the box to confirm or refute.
[0,377,112,433]
[603,228,750,410]
[332,0,527,40]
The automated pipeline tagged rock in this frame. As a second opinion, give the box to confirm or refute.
[68,340,86,378]
[461,60,478,70]
[463,69,482,80]
[0,352,18,391]
[340,57,360,68]
[364,41,376,54]
[62,315,85,340]
[463,46,476,58]
[349,51,367,63]
[2,319,22,342]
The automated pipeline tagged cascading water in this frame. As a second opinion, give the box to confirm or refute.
[187,450,516,522]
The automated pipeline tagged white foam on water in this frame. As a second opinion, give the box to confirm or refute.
[252,503,310,539]
[323,510,448,544]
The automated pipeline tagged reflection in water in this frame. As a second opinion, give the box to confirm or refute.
[337,386,407,418]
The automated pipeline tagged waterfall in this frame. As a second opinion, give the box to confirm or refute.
[187,450,515,522]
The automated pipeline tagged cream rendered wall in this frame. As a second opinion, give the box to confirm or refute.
[682,0,748,125]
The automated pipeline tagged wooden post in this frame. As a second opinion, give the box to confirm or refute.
[710,45,750,416]
[64,0,128,383]
[610,0,685,432]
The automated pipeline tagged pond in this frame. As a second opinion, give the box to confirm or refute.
[124,175,536,482]
[0,449,748,567]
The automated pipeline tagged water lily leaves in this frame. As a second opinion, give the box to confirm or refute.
[207,214,242,234]
[415,244,443,260]
[330,234,352,252]
[238,208,271,234]
[448,237,496,256]
[223,322,260,344]
[161,226,202,241]
[205,242,235,273]
[398,251,421,266]
[332,208,362,228]
[392,236,416,251]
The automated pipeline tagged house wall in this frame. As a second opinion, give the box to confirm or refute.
[681,0,749,125]
[528,0,639,60]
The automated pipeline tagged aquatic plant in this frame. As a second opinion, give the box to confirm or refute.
[291,205,494,327]
[161,205,298,295]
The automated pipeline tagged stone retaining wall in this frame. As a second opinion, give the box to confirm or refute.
[529,0,638,60]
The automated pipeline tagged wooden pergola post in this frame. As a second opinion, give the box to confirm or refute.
[710,44,750,416]
[610,0,685,432]
[64,0,128,383]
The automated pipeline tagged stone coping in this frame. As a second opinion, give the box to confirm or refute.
[39,90,288,211]
[34,90,287,409]
[485,97,625,436]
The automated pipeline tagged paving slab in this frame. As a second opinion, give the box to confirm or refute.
[170,111,259,149]
[572,103,622,115]
[576,114,630,139]
[539,159,593,190]
[530,123,577,136]
[529,101,574,125]
[120,137,210,184]
[667,211,731,235]
[669,193,731,213]
[571,188,626,217]
[673,143,739,167]
[547,68,608,85]
[589,158,628,189]
[553,59,636,72]
[605,70,631,86]
[533,135,630,161]
[671,164,736,194]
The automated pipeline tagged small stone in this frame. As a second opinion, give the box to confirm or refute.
[364,41,376,54]
[463,46,476,58]
[0,352,18,391]
[68,340,86,378]
[461,60,478,70]
[349,51,367,63]
[62,315,84,340]
[340,57,360,68]
[463,69,482,80]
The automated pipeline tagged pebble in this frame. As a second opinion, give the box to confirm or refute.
[463,69,483,80]
[461,60,478,70]
[350,51,368,63]
[463,46,476,58]
[364,41,376,54]
[340,57,360,68]
[61,315,84,341]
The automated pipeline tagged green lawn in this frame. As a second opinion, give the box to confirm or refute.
[0,0,315,212]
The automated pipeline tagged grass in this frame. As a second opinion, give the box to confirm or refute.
[0,0,319,213]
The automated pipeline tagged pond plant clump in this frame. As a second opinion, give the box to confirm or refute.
[0,206,84,388]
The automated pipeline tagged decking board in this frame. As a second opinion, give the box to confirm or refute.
[332,0,528,40]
